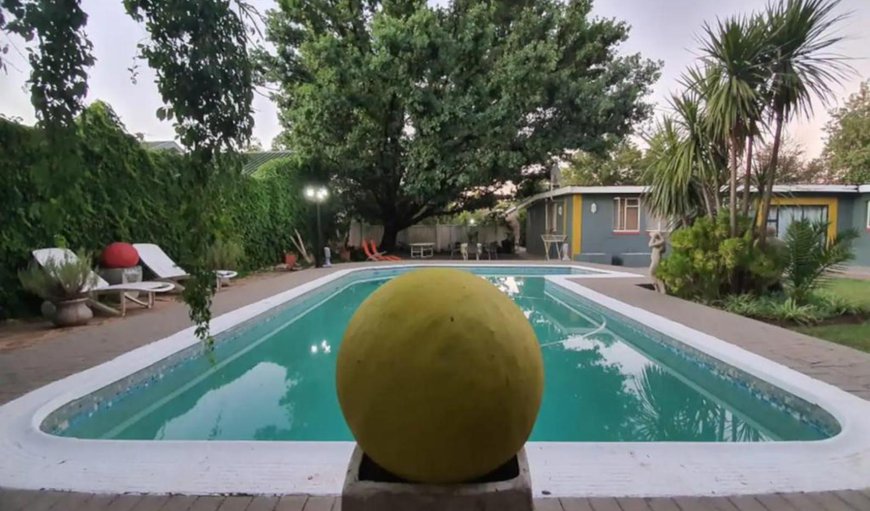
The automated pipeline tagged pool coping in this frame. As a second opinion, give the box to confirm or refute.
[0,263,868,497]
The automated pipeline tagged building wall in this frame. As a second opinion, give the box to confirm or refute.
[579,194,654,266]
[525,197,568,257]
[852,193,870,266]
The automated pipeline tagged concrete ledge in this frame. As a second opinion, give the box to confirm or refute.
[612,252,650,267]
[342,446,532,511]
[576,253,610,264]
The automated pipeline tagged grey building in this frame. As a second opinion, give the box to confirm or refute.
[514,184,870,267]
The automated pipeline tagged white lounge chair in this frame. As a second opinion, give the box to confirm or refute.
[32,248,175,317]
[133,243,238,290]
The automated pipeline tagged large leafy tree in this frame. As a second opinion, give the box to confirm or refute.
[561,140,645,187]
[823,80,870,184]
[263,0,660,248]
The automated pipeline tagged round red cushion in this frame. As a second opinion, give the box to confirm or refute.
[101,242,140,268]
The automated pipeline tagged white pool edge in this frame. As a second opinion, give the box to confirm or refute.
[0,263,868,497]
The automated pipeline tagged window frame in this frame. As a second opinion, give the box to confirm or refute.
[612,196,641,233]
[866,200,870,231]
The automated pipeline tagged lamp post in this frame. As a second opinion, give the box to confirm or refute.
[304,185,329,268]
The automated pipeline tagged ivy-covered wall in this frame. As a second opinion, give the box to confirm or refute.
[0,102,304,317]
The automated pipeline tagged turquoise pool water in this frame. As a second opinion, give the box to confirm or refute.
[52,268,832,442]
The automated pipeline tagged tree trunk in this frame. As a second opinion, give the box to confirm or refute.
[729,132,739,237]
[758,110,785,247]
[742,134,754,219]
[379,218,401,251]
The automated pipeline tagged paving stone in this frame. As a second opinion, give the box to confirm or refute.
[646,498,680,511]
[274,496,307,511]
[246,496,280,511]
[217,496,253,511]
[188,496,227,511]
[834,491,870,510]
[754,493,798,510]
[77,494,119,511]
[558,498,594,511]
[726,496,767,511]
[128,495,169,511]
[0,489,38,511]
[301,496,334,511]
[805,492,858,511]
[47,491,91,510]
[779,492,837,511]
[105,494,144,511]
[671,497,718,511]
[587,497,621,511]
[617,498,651,511]
[535,498,564,511]
[159,495,199,511]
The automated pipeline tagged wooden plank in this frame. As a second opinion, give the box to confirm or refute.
[77,494,119,511]
[780,492,842,511]
[19,490,66,511]
[48,492,91,510]
[671,497,718,511]
[129,495,170,511]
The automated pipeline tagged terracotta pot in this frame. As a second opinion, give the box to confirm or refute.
[53,298,93,327]
[285,253,298,268]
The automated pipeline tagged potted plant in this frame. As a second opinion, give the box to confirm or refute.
[18,251,98,327]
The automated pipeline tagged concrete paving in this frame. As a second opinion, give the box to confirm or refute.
[1,261,869,509]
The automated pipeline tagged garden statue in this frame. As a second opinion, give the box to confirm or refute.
[323,246,332,267]
[336,268,542,510]
[648,231,667,294]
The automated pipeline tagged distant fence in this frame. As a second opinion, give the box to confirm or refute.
[349,221,511,252]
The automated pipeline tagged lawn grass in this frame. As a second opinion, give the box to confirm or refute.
[794,278,870,353]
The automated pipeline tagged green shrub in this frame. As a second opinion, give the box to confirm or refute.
[656,215,785,301]
[782,219,857,303]
[18,250,97,302]
[720,290,866,326]
[206,238,245,271]
[0,102,305,316]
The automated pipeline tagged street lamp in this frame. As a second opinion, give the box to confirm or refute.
[304,185,329,267]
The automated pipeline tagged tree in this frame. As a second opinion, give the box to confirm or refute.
[263,0,660,249]
[757,0,849,244]
[561,140,645,186]
[823,80,870,184]
[644,92,728,225]
[696,15,768,235]
[754,134,827,184]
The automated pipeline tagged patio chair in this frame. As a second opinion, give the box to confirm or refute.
[449,241,462,259]
[132,243,238,291]
[364,240,401,261]
[32,248,175,317]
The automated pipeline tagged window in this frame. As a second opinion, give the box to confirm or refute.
[766,205,829,240]
[613,197,640,232]
[866,201,870,230]
[546,200,562,233]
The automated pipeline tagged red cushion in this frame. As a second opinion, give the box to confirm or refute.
[101,242,140,268]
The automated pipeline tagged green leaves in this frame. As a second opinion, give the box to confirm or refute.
[823,80,870,184]
[782,219,857,303]
[264,0,659,246]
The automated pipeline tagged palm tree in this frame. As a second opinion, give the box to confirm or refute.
[697,15,769,236]
[757,0,850,244]
[644,92,728,225]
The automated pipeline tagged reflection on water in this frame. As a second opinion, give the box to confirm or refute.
[62,275,825,442]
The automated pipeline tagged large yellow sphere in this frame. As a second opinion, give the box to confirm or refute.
[336,268,544,483]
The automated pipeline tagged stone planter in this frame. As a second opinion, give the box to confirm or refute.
[53,298,93,327]
[98,266,143,301]
[342,445,532,511]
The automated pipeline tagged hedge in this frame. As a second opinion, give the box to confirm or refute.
[0,101,304,317]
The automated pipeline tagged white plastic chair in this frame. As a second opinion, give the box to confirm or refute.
[133,243,238,290]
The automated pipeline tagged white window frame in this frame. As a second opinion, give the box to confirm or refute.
[613,197,641,233]
[866,200,870,230]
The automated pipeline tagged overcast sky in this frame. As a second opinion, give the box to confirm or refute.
[1,0,867,157]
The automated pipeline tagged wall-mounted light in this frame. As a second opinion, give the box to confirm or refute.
[590,202,598,214]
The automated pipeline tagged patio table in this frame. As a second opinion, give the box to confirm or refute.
[410,242,435,258]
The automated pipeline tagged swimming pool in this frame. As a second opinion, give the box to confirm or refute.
[2,263,869,497]
[46,269,831,442]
